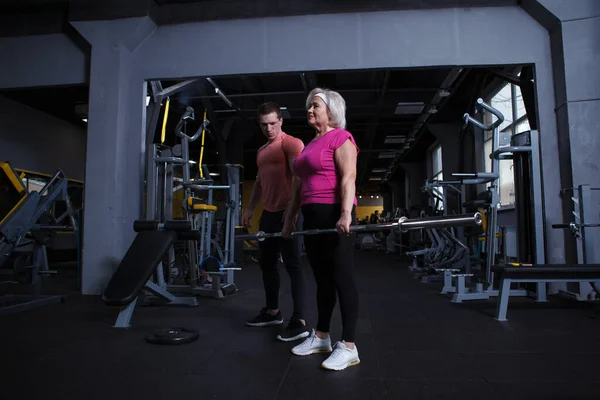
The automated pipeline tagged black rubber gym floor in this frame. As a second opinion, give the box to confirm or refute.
[2,251,600,399]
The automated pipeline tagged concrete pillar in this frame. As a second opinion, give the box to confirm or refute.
[71,17,156,295]
[428,124,464,213]
[400,162,427,209]
[523,0,600,263]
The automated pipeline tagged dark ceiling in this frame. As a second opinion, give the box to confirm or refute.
[144,66,518,192]
[0,65,521,193]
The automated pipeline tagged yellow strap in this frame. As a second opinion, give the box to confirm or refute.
[160,97,170,144]
[198,110,207,178]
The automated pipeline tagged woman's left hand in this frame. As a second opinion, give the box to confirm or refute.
[336,212,352,234]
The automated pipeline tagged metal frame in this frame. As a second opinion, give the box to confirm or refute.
[144,99,241,299]
[112,280,198,328]
[495,276,596,322]
[551,184,600,300]
[0,242,65,316]
[0,165,76,316]
[448,105,546,303]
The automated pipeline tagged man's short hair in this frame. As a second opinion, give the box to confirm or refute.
[305,88,347,130]
[258,101,281,120]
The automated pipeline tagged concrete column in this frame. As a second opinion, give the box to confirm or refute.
[400,161,427,209]
[428,124,463,213]
[523,0,600,263]
[71,17,156,295]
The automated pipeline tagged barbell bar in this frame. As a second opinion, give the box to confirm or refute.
[235,212,483,242]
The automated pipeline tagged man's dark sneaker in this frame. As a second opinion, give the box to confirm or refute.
[246,308,284,327]
[276,318,310,342]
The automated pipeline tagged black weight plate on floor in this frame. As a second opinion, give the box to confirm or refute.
[145,327,199,345]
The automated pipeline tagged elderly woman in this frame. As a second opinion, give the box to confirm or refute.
[282,87,360,371]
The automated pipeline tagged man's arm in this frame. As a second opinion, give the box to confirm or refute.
[246,174,262,211]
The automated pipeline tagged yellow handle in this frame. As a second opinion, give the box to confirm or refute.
[160,97,170,144]
[198,110,207,178]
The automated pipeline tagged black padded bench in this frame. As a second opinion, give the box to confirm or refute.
[492,264,600,321]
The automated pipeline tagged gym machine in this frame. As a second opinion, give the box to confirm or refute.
[102,105,242,328]
[447,99,547,303]
[411,180,472,287]
[147,106,240,298]
[0,161,77,316]
[492,184,600,321]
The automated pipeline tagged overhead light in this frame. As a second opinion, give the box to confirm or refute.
[376,195,379,199]
[359,195,362,199]
[384,135,406,144]
[371,195,374,198]
[189,160,197,164]
[395,102,425,115]
[428,106,438,114]
[81,118,87,123]
[209,172,220,176]
[146,95,151,106]
[378,152,396,159]
[438,89,450,97]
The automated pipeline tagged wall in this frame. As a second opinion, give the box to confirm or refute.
[0,95,87,181]
[0,34,87,89]
[356,196,384,222]
[60,5,565,294]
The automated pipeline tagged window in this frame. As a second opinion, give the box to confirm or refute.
[482,79,530,208]
[430,144,443,211]
[431,144,443,182]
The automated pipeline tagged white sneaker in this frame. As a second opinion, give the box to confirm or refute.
[291,329,332,356]
[321,341,360,371]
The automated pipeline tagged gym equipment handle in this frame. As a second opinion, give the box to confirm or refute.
[462,98,504,132]
[175,106,210,143]
[235,212,483,242]
[552,222,600,229]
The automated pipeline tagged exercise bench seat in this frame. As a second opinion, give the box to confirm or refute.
[492,264,600,322]
[187,197,217,212]
[102,230,177,306]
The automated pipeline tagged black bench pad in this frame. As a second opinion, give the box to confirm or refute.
[492,264,600,280]
[102,230,177,306]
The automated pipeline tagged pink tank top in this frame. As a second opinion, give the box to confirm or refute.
[293,128,360,206]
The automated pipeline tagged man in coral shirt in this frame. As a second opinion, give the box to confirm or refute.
[242,102,309,342]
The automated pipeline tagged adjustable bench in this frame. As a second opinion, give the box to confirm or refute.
[492,264,600,321]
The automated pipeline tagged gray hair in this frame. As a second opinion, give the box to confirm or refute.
[305,88,346,130]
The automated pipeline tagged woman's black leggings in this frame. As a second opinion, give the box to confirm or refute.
[301,203,358,342]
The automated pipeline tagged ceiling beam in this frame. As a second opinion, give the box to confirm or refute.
[176,87,439,101]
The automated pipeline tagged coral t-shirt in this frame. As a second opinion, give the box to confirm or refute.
[256,132,305,212]
[293,128,359,206]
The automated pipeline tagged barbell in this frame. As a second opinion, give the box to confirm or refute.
[235,212,483,242]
